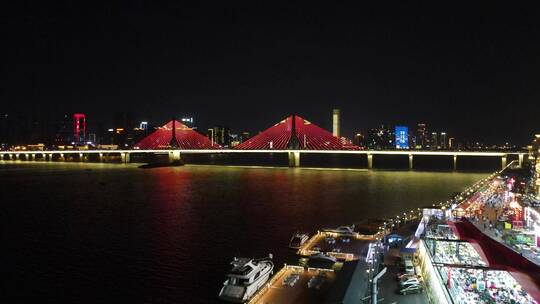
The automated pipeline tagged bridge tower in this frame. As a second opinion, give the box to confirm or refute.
[169,118,180,148]
[168,118,182,162]
[287,114,300,149]
[287,114,301,167]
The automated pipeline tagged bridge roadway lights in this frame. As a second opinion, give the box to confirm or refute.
[288,151,300,167]
[367,154,373,169]
[408,154,413,170]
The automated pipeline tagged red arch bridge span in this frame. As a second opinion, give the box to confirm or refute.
[0,150,525,170]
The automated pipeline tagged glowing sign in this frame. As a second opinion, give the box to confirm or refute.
[395,126,409,149]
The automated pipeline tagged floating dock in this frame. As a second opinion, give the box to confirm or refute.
[297,230,375,261]
[248,265,337,304]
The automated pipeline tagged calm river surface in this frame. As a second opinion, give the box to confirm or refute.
[1,162,487,303]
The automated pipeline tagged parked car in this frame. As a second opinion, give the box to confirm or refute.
[400,277,421,287]
[402,259,415,274]
[397,273,422,282]
[399,284,424,295]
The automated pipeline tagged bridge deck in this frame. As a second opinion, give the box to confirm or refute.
[0,149,519,156]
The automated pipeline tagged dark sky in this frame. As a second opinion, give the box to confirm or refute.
[2,2,539,144]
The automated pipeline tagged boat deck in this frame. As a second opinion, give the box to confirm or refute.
[248,265,336,304]
[297,231,373,260]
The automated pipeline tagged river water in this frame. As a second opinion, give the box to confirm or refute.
[1,162,487,303]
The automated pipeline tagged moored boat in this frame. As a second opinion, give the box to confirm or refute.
[218,255,274,303]
[289,232,309,249]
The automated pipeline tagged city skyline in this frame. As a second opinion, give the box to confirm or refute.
[2,2,538,145]
[0,110,524,150]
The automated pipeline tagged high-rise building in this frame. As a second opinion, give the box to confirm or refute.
[73,113,86,144]
[0,113,10,148]
[229,134,241,147]
[367,125,394,149]
[139,121,148,130]
[209,126,230,147]
[440,132,447,149]
[112,112,136,147]
[241,132,250,143]
[416,123,427,149]
[449,137,455,150]
[88,133,96,144]
[54,114,72,145]
[431,132,438,150]
[395,126,409,149]
[181,117,195,129]
[332,109,340,137]
[353,133,365,147]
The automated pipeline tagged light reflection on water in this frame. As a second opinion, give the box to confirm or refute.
[1,162,487,303]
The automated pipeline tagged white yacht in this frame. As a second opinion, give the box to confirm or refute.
[308,252,337,268]
[218,255,274,303]
[289,232,309,249]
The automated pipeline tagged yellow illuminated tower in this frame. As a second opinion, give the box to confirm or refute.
[332,109,340,137]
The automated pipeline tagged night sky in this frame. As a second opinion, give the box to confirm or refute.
[2,2,539,144]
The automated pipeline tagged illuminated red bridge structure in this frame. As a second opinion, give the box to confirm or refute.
[235,114,360,151]
[0,114,525,169]
[134,120,220,150]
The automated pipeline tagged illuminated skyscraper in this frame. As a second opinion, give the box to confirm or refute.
[332,109,340,137]
[416,123,427,149]
[209,126,230,147]
[395,126,409,149]
[431,132,438,150]
[73,113,86,143]
[449,137,455,150]
[181,117,194,128]
[139,121,148,130]
[440,132,447,149]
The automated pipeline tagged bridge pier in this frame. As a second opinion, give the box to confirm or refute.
[288,151,300,167]
[501,156,507,169]
[453,155,457,170]
[48,154,53,161]
[519,153,524,167]
[98,153,103,162]
[121,152,131,163]
[408,154,413,170]
[367,154,373,169]
[169,151,181,163]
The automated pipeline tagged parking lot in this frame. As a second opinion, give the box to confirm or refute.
[379,264,428,304]
[379,248,428,304]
